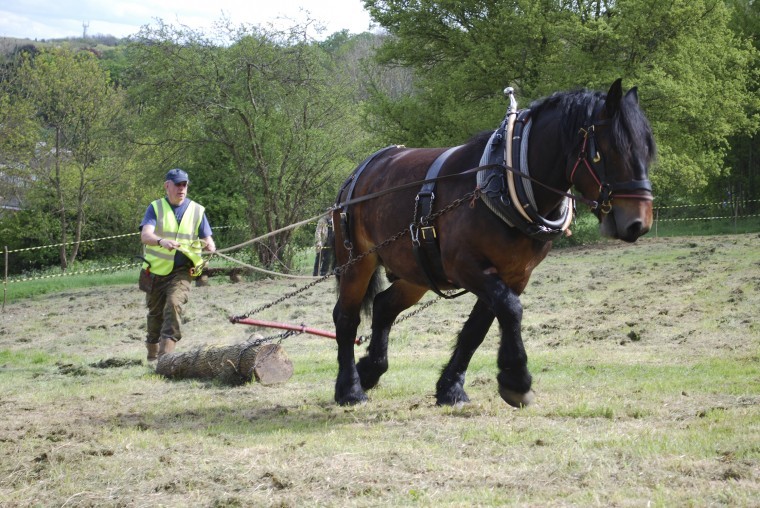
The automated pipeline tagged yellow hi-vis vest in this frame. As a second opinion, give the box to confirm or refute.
[142,198,205,276]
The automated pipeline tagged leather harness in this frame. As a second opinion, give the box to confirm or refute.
[336,145,399,259]
[335,98,652,299]
[335,118,573,299]
[410,147,468,299]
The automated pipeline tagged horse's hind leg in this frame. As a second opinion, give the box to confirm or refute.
[357,280,427,390]
[436,299,494,405]
[333,263,377,406]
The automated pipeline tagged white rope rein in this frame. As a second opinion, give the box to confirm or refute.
[207,210,333,279]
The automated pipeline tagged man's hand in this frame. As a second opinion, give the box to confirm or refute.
[202,237,216,253]
[161,239,180,251]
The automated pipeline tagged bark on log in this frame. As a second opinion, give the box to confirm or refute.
[155,342,293,386]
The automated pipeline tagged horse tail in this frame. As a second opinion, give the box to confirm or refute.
[361,267,383,319]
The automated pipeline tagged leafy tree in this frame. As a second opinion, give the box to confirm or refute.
[723,0,760,212]
[125,21,363,269]
[0,92,37,211]
[0,46,38,216]
[11,48,131,270]
[362,0,758,200]
[602,0,758,199]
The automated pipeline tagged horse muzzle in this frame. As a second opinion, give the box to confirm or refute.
[599,199,653,242]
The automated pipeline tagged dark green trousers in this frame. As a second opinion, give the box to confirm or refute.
[145,266,192,343]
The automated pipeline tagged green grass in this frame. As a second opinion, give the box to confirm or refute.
[2,265,138,302]
[0,348,54,366]
[2,247,318,304]
[652,216,760,237]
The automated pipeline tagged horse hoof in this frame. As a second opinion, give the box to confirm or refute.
[436,390,470,407]
[499,387,535,408]
[335,389,368,406]
[356,357,387,390]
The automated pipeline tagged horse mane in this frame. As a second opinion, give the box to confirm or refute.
[614,93,657,163]
[529,88,656,161]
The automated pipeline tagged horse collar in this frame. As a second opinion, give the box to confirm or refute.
[477,110,573,241]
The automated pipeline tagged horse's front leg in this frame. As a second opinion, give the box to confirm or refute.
[485,277,534,407]
[333,300,367,406]
[357,280,427,390]
[436,299,494,405]
[456,272,534,408]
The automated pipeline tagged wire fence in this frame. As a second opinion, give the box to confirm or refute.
[1,224,250,285]
[652,198,760,237]
[2,199,760,287]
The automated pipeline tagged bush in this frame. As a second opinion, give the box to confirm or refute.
[554,207,605,248]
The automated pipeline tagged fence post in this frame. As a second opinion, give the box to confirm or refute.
[734,199,739,234]
[654,209,659,238]
[3,246,7,312]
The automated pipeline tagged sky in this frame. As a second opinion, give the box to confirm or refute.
[0,0,375,41]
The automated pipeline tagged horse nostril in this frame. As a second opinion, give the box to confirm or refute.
[626,220,645,238]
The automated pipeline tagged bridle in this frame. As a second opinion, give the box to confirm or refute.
[569,118,653,216]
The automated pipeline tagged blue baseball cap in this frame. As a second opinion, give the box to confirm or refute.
[165,168,189,184]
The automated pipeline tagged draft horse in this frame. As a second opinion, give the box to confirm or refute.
[331,79,656,407]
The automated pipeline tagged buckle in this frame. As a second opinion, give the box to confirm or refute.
[420,226,437,240]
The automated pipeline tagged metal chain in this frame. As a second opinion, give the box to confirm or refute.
[234,188,478,321]
[334,189,478,277]
[428,190,478,223]
[394,297,440,325]
[246,329,297,346]
[234,274,333,320]
[333,227,410,277]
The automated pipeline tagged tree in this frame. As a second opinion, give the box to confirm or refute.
[598,0,758,199]
[0,45,37,215]
[362,0,758,200]
[723,0,760,212]
[0,91,37,212]
[125,21,363,269]
[13,48,130,270]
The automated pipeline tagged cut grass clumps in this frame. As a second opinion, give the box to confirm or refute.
[0,234,758,505]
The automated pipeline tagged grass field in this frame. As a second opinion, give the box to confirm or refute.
[0,234,758,506]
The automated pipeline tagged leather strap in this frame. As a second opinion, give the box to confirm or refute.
[412,147,468,299]
[336,145,399,255]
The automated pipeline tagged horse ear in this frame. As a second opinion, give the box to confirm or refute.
[625,86,639,105]
[605,78,623,116]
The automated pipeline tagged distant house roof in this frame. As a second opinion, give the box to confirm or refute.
[0,168,28,212]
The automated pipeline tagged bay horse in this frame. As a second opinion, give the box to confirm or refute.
[330,79,655,407]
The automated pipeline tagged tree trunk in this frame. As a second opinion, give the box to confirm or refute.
[54,126,68,271]
[155,341,293,386]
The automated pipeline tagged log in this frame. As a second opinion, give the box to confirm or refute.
[155,341,293,386]
[195,268,251,286]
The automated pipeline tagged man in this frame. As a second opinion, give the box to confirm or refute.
[139,168,216,361]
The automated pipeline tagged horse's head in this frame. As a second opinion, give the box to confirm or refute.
[569,79,656,242]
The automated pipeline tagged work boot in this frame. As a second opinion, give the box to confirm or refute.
[158,337,177,357]
[145,341,159,362]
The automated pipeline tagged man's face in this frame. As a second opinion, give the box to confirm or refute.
[164,180,188,205]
